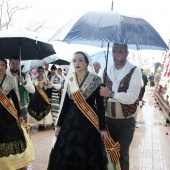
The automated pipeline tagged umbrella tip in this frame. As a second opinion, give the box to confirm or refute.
[111,0,114,11]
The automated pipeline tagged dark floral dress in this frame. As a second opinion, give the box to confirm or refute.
[48,72,108,170]
[0,75,26,158]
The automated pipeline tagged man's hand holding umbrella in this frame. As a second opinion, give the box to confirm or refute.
[18,76,27,85]
[100,86,112,98]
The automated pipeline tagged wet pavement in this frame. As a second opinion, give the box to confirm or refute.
[27,86,170,170]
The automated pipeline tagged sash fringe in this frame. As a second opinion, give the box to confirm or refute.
[35,84,51,105]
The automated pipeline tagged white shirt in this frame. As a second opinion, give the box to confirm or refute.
[50,75,56,84]
[52,74,64,90]
[7,70,35,104]
[96,68,104,80]
[101,60,142,105]
[44,70,50,77]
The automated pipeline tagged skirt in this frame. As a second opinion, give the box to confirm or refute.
[0,125,35,170]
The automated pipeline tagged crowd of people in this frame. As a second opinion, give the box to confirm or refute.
[1,43,157,170]
[0,57,65,169]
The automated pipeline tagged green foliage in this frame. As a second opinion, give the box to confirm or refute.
[144,68,150,75]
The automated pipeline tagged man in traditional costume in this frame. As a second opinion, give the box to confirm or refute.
[49,65,65,124]
[100,43,142,170]
[44,64,51,77]
[8,56,35,123]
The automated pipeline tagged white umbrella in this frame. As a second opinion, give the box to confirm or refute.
[90,50,113,69]
[22,54,70,73]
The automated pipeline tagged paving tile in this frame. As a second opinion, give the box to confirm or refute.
[27,87,170,170]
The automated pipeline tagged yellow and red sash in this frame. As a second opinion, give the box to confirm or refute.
[35,84,51,105]
[0,89,18,120]
[68,73,121,170]
[0,89,31,137]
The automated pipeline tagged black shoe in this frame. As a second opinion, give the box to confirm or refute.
[38,125,45,130]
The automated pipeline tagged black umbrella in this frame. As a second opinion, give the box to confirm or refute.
[52,59,70,65]
[50,11,168,50]
[0,29,56,60]
[50,10,168,84]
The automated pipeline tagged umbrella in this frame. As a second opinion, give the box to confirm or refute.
[90,50,133,69]
[22,54,70,73]
[90,50,113,69]
[50,10,168,84]
[0,29,56,60]
[52,59,70,66]
[50,11,168,51]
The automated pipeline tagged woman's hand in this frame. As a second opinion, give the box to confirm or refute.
[19,116,24,122]
[55,127,61,136]
[100,130,107,142]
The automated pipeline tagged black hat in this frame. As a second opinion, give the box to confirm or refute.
[51,64,57,70]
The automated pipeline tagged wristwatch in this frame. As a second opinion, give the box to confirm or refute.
[110,91,115,98]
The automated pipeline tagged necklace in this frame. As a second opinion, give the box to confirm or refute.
[76,71,88,85]
[77,76,84,84]
[37,76,43,81]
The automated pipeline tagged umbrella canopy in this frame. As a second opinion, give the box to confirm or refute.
[50,11,168,51]
[22,54,70,73]
[52,59,70,65]
[90,51,113,69]
[0,29,56,60]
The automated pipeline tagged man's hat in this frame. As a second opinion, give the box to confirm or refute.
[51,64,57,70]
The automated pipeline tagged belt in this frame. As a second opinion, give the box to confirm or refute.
[106,113,136,119]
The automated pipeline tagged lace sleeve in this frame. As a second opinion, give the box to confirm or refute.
[10,89,21,116]
[95,85,106,130]
[57,92,70,127]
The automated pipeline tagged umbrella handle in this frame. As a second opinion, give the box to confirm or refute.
[103,42,110,85]
[19,43,22,85]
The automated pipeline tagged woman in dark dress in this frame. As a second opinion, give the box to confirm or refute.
[28,66,53,129]
[48,51,108,170]
[0,58,34,169]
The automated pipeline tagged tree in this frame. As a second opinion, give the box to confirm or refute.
[130,52,150,68]
[0,0,30,29]
[25,20,48,33]
[0,0,46,32]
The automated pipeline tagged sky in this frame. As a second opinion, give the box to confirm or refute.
[13,0,170,63]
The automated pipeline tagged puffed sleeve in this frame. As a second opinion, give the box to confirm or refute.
[23,73,35,93]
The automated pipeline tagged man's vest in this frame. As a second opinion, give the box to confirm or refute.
[18,72,29,107]
[104,66,139,118]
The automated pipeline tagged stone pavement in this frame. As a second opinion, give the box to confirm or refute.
[27,86,170,170]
